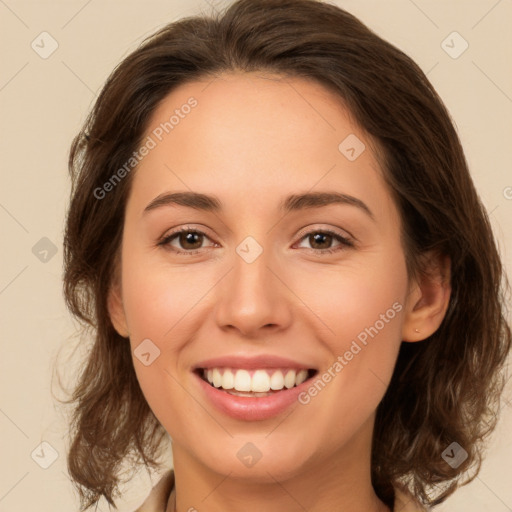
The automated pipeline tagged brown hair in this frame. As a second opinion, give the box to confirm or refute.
[60,0,511,509]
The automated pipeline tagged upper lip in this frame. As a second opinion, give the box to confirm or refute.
[193,354,317,371]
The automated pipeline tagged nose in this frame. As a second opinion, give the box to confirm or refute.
[214,247,293,338]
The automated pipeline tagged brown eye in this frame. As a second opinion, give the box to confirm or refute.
[296,229,354,255]
[177,231,204,250]
[308,232,333,250]
[159,228,214,254]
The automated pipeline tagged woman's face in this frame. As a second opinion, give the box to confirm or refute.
[110,72,421,480]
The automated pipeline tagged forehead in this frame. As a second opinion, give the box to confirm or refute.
[145,71,364,164]
[128,72,393,222]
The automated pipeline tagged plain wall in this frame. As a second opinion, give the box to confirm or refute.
[0,0,510,510]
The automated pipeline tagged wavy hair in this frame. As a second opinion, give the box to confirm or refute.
[60,0,511,509]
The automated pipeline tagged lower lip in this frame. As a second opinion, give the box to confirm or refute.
[193,371,313,421]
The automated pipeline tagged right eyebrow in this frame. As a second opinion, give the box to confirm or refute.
[143,192,221,214]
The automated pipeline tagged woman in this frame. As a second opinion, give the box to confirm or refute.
[61,1,511,511]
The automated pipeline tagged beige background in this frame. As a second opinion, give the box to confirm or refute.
[0,0,511,510]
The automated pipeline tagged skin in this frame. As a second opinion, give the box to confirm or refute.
[108,72,451,512]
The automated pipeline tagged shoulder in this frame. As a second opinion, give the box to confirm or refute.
[134,469,175,512]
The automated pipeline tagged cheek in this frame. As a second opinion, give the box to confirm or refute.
[120,258,209,430]
[290,251,407,428]
[291,250,407,354]
[120,244,225,429]
[120,245,215,344]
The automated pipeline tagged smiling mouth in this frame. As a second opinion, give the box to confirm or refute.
[195,367,318,397]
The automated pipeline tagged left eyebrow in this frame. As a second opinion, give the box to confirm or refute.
[143,190,374,221]
[280,192,374,221]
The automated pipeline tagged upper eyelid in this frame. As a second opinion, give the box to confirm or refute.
[294,224,355,242]
[161,226,216,243]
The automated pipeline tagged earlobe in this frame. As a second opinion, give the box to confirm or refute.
[402,253,451,342]
[107,282,130,338]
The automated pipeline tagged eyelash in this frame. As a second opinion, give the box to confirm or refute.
[157,226,355,256]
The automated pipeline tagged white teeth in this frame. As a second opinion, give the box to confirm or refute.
[202,368,311,392]
[296,369,308,386]
[269,370,284,390]
[252,370,271,392]
[212,368,223,388]
[222,369,234,390]
[234,369,252,391]
[284,369,296,389]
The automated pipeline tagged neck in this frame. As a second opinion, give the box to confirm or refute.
[168,415,390,512]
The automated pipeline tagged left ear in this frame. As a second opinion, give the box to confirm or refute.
[402,252,451,342]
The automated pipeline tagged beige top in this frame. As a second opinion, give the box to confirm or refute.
[134,470,428,512]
